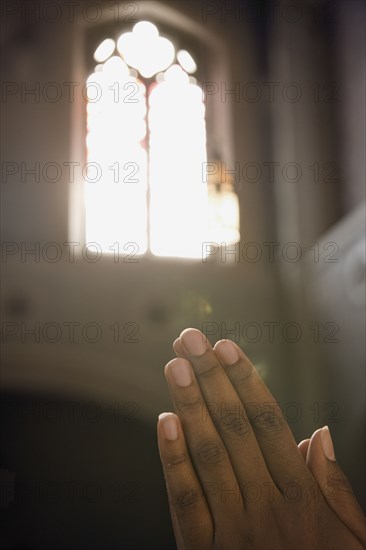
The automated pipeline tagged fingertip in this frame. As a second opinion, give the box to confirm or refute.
[164,356,191,380]
[179,327,203,338]
[158,411,175,421]
[173,337,185,357]
[214,339,240,365]
[158,412,179,441]
[298,438,310,461]
[180,328,210,356]
[310,426,324,441]
[306,428,366,543]
[307,426,331,468]
[165,357,184,374]
[214,338,248,357]
[309,426,325,450]
[320,425,336,461]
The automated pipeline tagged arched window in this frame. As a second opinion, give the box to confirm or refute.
[85,20,239,259]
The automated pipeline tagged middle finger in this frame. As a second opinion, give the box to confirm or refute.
[177,328,274,493]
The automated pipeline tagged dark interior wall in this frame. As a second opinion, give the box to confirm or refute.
[0,392,175,550]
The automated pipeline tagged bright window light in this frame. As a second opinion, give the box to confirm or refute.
[208,181,240,245]
[85,56,148,254]
[93,38,115,63]
[149,65,207,258]
[117,22,175,78]
[85,24,239,259]
[177,49,197,73]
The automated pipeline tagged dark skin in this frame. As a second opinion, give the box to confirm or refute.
[157,328,366,550]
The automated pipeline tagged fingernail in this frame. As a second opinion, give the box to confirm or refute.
[173,338,184,356]
[169,359,192,387]
[321,425,336,461]
[159,413,178,441]
[181,329,207,356]
[216,340,239,365]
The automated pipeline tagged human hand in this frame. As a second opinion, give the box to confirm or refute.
[157,328,366,550]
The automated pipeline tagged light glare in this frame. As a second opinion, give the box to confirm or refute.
[86,31,240,259]
[117,24,175,78]
[177,49,197,73]
[94,38,115,63]
[149,73,208,258]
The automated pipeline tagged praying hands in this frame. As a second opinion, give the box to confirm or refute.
[157,329,366,550]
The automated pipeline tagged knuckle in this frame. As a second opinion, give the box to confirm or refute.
[234,364,255,390]
[297,479,321,503]
[166,452,188,467]
[221,409,250,438]
[177,395,203,415]
[324,474,354,502]
[196,361,221,380]
[281,477,309,503]
[248,404,285,433]
[196,439,227,466]
[173,488,202,510]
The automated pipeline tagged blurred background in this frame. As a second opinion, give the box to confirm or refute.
[1,0,365,548]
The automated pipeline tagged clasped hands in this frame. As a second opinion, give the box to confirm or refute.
[157,328,366,550]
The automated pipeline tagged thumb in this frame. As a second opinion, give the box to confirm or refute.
[298,438,310,460]
[306,426,366,547]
